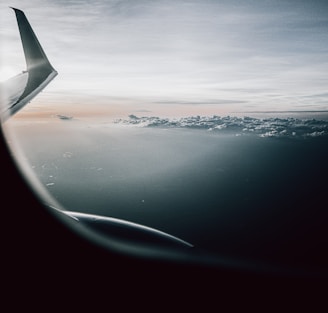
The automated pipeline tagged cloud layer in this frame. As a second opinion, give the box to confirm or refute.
[115,114,328,138]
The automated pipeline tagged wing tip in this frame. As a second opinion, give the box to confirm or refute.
[9,7,22,14]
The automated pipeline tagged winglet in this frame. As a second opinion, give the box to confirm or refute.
[1,8,57,121]
[10,7,56,74]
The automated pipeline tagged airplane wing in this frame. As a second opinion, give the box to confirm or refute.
[0,7,57,121]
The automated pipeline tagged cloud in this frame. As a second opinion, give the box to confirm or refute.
[57,114,73,120]
[155,99,247,106]
[114,114,328,139]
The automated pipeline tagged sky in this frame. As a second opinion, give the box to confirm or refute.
[1,0,328,118]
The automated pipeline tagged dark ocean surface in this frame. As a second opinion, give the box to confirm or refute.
[6,114,328,273]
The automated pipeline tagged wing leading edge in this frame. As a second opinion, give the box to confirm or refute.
[0,8,57,121]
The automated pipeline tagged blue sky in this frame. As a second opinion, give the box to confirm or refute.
[1,0,328,118]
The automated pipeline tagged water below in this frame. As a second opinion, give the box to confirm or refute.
[5,116,328,271]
